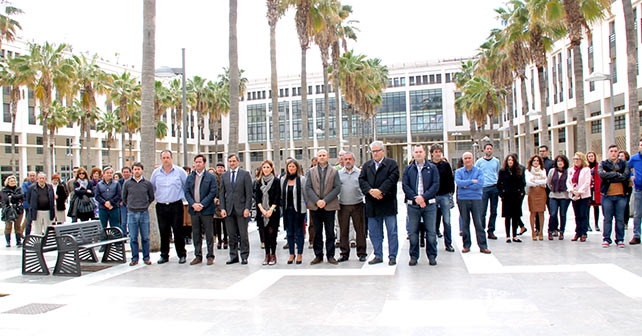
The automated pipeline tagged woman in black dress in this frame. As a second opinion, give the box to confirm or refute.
[254,160,281,265]
[497,153,526,243]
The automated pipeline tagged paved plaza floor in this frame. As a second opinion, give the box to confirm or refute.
[1,185,642,335]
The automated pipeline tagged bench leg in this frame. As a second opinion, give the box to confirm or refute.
[53,248,81,277]
[22,236,49,276]
[102,242,126,263]
[79,247,98,262]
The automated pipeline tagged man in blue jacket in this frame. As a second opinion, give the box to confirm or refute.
[185,154,218,265]
[95,167,122,234]
[629,138,642,245]
[402,145,440,266]
[456,152,491,254]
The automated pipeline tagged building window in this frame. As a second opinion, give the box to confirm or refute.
[558,128,566,143]
[315,97,337,139]
[250,151,264,162]
[534,133,539,147]
[410,89,443,133]
[28,89,36,125]
[409,76,415,86]
[4,135,18,153]
[591,119,602,134]
[376,92,407,135]
[268,101,290,141]
[455,92,463,126]
[292,99,311,140]
[3,102,10,123]
[247,103,267,142]
[567,48,574,99]
[36,136,43,154]
[614,115,625,130]
[530,69,536,109]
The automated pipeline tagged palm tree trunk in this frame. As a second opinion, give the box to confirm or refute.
[107,137,112,167]
[323,63,330,150]
[300,47,310,165]
[270,21,281,173]
[572,44,588,153]
[537,66,550,148]
[347,107,353,153]
[506,89,514,153]
[623,0,640,152]
[121,124,126,169]
[85,117,91,169]
[128,131,134,165]
[10,102,18,175]
[520,75,532,156]
[228,0,240,155]
[214,117,220,166]
[42,105,52,179]
[196,116,201,156]
[334,80,342,151]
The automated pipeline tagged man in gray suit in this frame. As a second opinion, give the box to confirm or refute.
[219,154,253,264]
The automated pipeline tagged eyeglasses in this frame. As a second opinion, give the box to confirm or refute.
[371,149,383,153]
[573,158,581,160]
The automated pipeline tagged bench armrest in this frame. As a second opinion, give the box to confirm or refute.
[56,234,79,252]
[23,234,44,251]
[104,227,124,240]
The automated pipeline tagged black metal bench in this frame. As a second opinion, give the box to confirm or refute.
[22,220,129,277]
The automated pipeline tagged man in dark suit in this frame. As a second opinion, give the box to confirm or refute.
[402,145,440,266]
[185,154,218,265]
[219,154,253,264]
[359,141,400,266]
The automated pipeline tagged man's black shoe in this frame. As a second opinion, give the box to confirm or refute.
[409,258,417,266]
[445,245,455,252]
[368,257,383,265]
[226,259,239,265]
[338,256,349,262]
[157,257,169,264]
[241,259,248,265]
[358,255,367,262]
[388,258,396,266]
[178,256,186,264]
[488,233,498,240]
[429,258,437,266]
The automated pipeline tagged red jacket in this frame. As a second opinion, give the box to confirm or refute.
[589,165,601,205]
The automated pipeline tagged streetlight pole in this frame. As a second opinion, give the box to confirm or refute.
[608,62,615,147]
[182,48,188,167]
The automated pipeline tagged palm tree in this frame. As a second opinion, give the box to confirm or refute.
[267,0,285,170]
[168,78,184,164]
[207,80,230,165]
[228,0,240,156]
[0,55,33,175]
[313,0,338,150]
[455,75,506,149]
[97,109,121,166]
[71,53,111,169]
[40,100,70,173]
[108,71,140,169]
[156,119,168,140]
[187,76,209,155]
[19,42,74,179]
[141,0,156,180]
[530,0,611,153]
[0,4,23,52]
[622,0,639,152]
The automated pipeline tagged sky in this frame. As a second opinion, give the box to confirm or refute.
[14,0,504,81]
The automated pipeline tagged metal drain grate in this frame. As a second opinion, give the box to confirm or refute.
[81,264,113,273]
[3,303,65,315]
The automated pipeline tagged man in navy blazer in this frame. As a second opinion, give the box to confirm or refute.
[184,154,218,265]
[402,145,440,266]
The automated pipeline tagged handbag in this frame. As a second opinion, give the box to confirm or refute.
[1,204,17,222]
[76,195,96,214]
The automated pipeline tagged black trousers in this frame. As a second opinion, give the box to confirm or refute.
[310,209,336,258]
[225,210,249,261]
[191,213,214,259]
[214,217,227,242]
[156,201,186,259]
[338,203,367,258]
[263,224,278,255]
[505,216,519,238]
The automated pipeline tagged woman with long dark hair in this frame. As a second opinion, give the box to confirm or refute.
[587,151,601,231]
[51,174,68,225]
[568,152,592,242]
[254,160,281,265]
[526,155,548,240]
[619,150,632,230]
[2,175,24,247]
[281,159,307,264]
[497,154,526,243]
[213,163,228,249]
[69,168,95,222]
[547,155,571,240]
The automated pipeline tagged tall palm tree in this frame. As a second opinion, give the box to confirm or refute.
[0,4,22,52]
[97,109,121,166]
[622,0,639,152]
[0,55,33,175]
[141,0,156,179]
[207,80,230,165]
[228,0,240,156]
[108,71,140,169]
[267,0,285,171]
[71,53,111,169]
[187,75,209,155]
[19,42,74,179]
[530,0,611,153]
[455,75,506,148]
[41,100,70,173]
[156,119,168,140]
[168,78,183,164]
[313,0,338,150]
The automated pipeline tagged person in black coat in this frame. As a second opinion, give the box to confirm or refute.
[497,153,526,243]
[27,173,55,236]
[184,155,218,265]
[359,141,400,265]
[254,160,281,265]
[2,175,24,247]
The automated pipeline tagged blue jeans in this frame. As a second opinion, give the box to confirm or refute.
[284,206,305,255]
[457,199,488,249]
[601,194,627,243]
[572,198,590,236]
[98,207,122,237]
[120,206,128,236]
[548,198,571,234]
[435,195,452,246]
[481,186,499,234]
[127,211,150,261]
[407,203,437,260]
[633,190,642,239]
[367,215,398,260]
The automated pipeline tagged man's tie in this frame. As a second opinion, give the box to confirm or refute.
[231,170,236,189]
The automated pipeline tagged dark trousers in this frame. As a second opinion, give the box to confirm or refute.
[408,203,437,260]
[458,199,488,249]
[284,207,305,255]
[504,216,519,238]
[191,213,214,259]
[263,223,278,255]
[573,198,590,236]
[338,203,367,258]
[310,209,336,258]
[156,201,186,259]
[548,198,571,234]
[225,210,249,260]
[481,186,499,234]
[214,217,227,243]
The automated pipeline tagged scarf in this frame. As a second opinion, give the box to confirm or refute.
[530,166,546,181]
[571,167,581,186]
[77,178,89,189]
[282,175,302,212]
[551,168,568,193]
[287,172,297,180]
[260,175,275,225]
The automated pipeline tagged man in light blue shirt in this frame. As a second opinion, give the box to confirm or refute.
[456,152,491,254]
[150,150,188,264]
[475,143,500,240]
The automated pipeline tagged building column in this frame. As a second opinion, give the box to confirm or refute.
[19,131,28,180]
[405,88,412,160]
[312,97,318,153]
[288,99,295,158]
